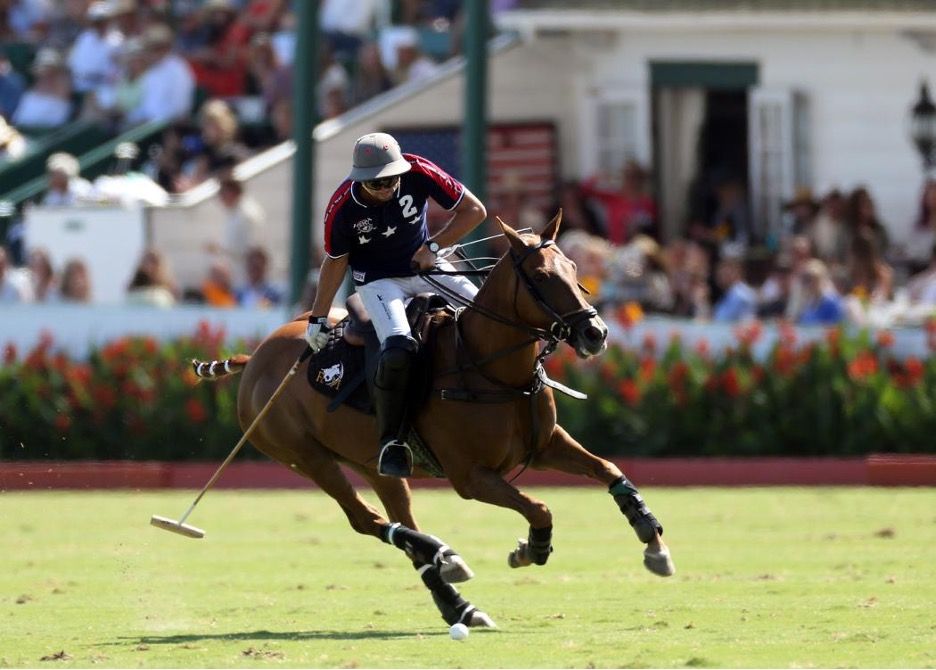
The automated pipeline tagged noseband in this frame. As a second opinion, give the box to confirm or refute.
[509,239,598,345]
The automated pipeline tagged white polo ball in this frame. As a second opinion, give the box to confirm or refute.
[449,622,470,641]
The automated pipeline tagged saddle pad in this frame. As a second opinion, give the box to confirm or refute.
[305,319,446,478]
[306,321,373,414]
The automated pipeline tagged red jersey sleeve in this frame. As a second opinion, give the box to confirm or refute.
[404,153,464,210]
[322,182,352,257]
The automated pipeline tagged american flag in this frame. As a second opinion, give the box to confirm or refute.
[388,122,558,212]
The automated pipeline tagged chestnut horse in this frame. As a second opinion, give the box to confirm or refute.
[195,214,674,630]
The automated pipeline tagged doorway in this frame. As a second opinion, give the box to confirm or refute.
[650,61,758,242]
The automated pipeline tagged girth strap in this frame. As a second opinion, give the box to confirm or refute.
[439,384,541,403]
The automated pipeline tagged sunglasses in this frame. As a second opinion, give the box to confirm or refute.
[362,176,399,191]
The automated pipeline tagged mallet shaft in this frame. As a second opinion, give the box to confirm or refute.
[173,351,304,526]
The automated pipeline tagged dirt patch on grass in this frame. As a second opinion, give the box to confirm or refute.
[39,651,71,662]
[242,647,284,660]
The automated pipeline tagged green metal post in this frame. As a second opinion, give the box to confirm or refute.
[290,0,319,306]
[462,0,489,206]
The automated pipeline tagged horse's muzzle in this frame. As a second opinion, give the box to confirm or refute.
[572,316,608,358]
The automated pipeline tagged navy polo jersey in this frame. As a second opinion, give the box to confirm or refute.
[323,153,465,284]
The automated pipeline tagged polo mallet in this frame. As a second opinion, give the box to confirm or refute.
[150,351,305,539]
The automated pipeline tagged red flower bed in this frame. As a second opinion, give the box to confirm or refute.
[3,319,936,460]
[0,322,251,461]
[552,320,936,456]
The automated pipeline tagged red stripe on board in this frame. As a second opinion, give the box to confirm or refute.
[1,456,933,491]
[867,454,936,486]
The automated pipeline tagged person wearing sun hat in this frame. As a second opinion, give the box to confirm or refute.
[783,186,820,237]
[42,152,93,206]
[125,23,194,124]
[68,1,123,95]
[11,48,73,128]
[304,132,487,477]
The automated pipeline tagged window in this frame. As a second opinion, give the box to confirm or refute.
[581,88,650,178]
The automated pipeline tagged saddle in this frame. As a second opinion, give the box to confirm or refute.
[342,292,450,349]
[305,293,454,477]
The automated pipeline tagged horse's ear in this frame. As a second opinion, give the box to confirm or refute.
[496,216,528,254]
[541,209,562,242]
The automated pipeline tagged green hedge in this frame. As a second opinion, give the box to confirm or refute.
[2,321,935,460]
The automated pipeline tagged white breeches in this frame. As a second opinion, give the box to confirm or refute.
[355,261,478,344]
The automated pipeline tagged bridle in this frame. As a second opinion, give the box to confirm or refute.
[424,238,597,348]
[507,239,598,345]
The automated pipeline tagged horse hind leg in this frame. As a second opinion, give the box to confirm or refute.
[355,471,494,628]
[449,466,555,570]
[532,425,675,577]
[259,434,390,538]
[380,522,474,583]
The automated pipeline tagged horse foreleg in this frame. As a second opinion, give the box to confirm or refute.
[288,441,390,538]
[532,425,675,577]
[358,469,418,528]
[364,472,476,583]
[379,521,474,583]
[450,466,555,569]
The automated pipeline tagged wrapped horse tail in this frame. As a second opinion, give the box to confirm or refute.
[192,354,251,380]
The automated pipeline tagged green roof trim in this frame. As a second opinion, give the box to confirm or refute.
[651,61,759,89]
[514,1,936,11]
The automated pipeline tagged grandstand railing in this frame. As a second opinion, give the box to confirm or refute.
[0,119,170,210]
[0,121,111,198]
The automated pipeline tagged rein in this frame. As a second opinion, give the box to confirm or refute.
[422,239,597,345]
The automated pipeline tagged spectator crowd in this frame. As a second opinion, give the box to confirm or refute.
[1,0,489,307]
[3,1,936,327]
[522,164,936,329]
[1,0,476,188]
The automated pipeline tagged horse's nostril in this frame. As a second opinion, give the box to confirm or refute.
[584,325,604,342]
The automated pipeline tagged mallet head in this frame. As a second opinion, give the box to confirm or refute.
[150,515,205,539]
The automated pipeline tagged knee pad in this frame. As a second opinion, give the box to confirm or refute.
[376,335,418,387]
[383,334,419,355]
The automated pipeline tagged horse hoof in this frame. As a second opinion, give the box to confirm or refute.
[643,547,675,577]
[508,539,533,569]
[440,554,474,583]
[467,610,497,628]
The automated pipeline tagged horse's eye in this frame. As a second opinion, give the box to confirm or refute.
[533,271,549,282]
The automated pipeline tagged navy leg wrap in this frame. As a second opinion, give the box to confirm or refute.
[382,523,447,567]
[609,476,663,543]
[416,561,473,626]
[528,525,553,565]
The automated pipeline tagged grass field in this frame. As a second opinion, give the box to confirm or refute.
[1,486,934,668]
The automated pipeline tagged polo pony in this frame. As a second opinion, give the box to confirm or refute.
[193,213,674,630]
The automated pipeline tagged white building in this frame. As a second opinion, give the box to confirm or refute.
[496,0,936,248]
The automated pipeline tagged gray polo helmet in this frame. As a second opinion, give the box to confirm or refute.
[347,132,412,182]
